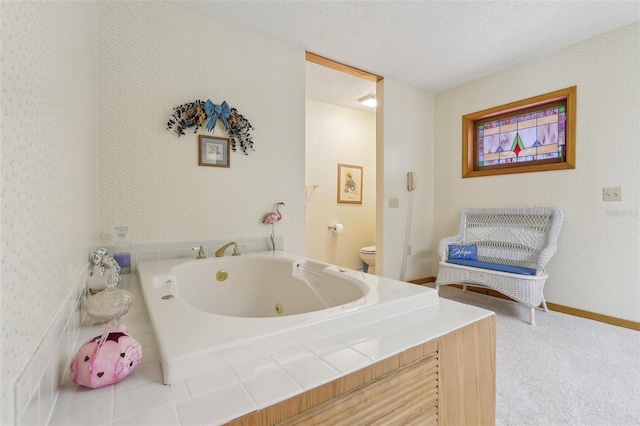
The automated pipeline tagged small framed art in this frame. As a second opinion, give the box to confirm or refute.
[337,163,363,204]
[198,135,230,168]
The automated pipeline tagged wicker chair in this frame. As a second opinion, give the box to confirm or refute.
[436,207,564,325]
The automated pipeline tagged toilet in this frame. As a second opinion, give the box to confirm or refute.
[359,246,376,274]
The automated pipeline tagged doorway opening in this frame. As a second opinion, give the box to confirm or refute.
[304,52,382,271]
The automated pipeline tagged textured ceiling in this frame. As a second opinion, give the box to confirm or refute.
[306,61,377,114]
[175,1,639,110]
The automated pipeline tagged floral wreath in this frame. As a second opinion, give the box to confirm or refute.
[166,99,255,155]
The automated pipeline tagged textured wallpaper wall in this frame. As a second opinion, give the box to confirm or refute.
[96,2,306,253]
[0,2,97,423]
[380,80,435,280]
[434,23,640,321]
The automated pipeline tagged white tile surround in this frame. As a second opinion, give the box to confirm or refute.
[111,237,284,273]
[13,271,87,426]
[43,269,491,425]
[12,237,279,425]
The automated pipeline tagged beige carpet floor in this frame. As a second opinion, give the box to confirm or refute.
[434,285,640,426]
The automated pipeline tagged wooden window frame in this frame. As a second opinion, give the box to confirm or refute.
[462,86,576,178]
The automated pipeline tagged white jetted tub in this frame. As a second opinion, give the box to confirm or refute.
[137,251,440,384]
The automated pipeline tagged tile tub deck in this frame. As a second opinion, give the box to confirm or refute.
[50,273,493,425]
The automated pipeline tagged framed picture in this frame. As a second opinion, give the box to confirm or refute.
[198,135,230,168]
[337,163,363,204]
[462,86,576,178]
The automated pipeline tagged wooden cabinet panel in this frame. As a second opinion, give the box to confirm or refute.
[439,316,496,425]
[227,316,495,426]
[282,355,438,426]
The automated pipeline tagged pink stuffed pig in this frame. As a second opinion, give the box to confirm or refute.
[69,321,142,388]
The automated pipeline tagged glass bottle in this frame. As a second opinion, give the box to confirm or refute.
[113,226,132,274]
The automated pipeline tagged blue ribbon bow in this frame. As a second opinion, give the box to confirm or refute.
[204,100,231,132]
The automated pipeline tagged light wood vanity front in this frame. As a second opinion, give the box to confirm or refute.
[228,315,496,425]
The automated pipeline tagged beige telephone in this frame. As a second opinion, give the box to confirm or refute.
[407,171,417,191]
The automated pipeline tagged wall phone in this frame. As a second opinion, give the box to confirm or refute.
[407,172,417,191]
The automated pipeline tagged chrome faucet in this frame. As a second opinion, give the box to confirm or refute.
[215,241,240,257]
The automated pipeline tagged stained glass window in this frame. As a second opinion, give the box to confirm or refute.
[462,87,576,178]
[477,104,566,167]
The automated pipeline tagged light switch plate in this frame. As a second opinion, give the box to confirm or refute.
[389,197,399,208]
[603,187,622,201]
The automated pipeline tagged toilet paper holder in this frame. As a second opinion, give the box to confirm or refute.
[328,224,344,234]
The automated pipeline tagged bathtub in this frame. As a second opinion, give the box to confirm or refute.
[137,251,440,384]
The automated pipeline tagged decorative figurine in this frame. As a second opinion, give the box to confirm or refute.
[262,202,284,251]
[69,321,142,389]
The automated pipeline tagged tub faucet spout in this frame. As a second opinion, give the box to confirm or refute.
[215,241,240,257]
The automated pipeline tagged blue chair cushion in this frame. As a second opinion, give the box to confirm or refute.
[447,244,477,260]
[446,258,537,275]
